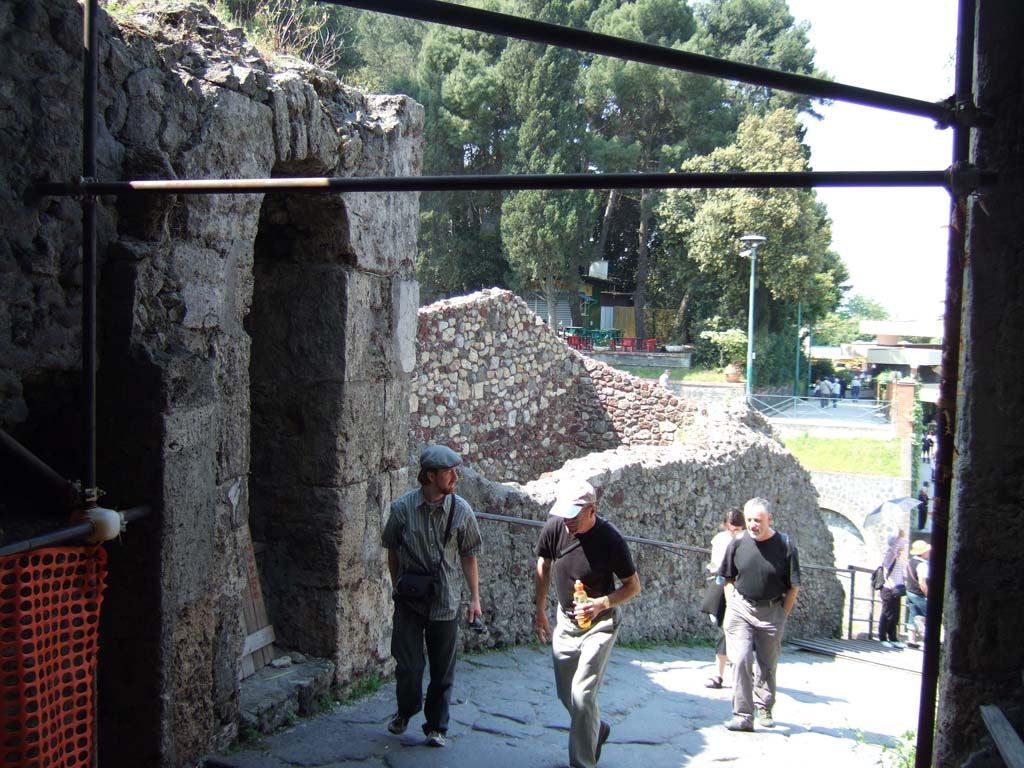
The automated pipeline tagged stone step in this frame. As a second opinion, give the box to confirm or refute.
[237,653,336,738]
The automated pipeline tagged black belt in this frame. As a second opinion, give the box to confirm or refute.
[742,594,784,608]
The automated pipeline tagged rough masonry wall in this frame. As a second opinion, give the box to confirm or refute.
[1,2,420,766]
[450,431,843,647]
[413,289,696,481]
[412,290,843,645]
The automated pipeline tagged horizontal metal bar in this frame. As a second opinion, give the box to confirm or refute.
[35,169,965,199]
[0,428,78,508]
[0,505,152,557]
[477,510,842,573]
[325,0,953,125]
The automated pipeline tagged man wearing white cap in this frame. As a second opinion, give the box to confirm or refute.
[534,479,641,767]
[382,444,482,748]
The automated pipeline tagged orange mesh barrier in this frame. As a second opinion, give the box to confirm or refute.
[0,547,108,768]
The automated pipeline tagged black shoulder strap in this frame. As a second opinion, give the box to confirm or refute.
[442,494,456,548]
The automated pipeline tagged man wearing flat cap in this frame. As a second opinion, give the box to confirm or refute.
[534,479,641,767]
[381,444,482,748]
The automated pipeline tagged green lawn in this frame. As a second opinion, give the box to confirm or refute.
[782,435,901,476]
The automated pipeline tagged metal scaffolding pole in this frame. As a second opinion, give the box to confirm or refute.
[914,0,976,764]
[35,168,989,199]
[325,0,956,126]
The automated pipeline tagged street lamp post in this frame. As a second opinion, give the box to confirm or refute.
[739,234,766,399]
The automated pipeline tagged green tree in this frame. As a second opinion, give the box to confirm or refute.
[500,0,595,326]
[581,0,729,339]
[658,109,848,382]
[409,8,517,301]
[813,294,890,345]
[693,0,828,121]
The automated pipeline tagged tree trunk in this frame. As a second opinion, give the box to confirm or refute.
[594,189,620,261]
[633,189,650,341]
[543,277,559,329]
[675,290,691,343]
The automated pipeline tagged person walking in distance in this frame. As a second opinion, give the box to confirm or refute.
[658,369,670,388]
[877,528,908,648]
[718,498,801,731]
[381,444,483,748]
[702,507,745,690]
[534,480,642,767]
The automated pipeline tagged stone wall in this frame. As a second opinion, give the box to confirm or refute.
[411,290,844,645]
[412,289,697,481]
[447,435,843,648]
[1,2,419,766]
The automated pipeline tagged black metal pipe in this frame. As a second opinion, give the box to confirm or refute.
[82,0,99,503]
[915,1,975,765]
[326,0,954,125]
[478,511,845,573]
[0,505,152,558]
[34,169,975,198]
[0,428,78,509]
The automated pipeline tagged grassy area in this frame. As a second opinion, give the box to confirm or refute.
[610,365,724,383]
[782,435,901,476]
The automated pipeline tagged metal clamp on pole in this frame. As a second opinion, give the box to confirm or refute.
[946,161,994,197]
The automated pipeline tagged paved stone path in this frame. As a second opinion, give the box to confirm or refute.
[206,642,921,767]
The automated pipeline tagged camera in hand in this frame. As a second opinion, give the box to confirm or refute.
[468,617,486,634]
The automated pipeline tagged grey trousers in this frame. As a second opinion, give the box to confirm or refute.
[552,609,619,768]
[724,594,786,722]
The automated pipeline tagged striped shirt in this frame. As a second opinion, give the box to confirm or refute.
[382,488,482,621]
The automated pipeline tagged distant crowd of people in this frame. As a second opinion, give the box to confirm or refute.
[811,372,870,406]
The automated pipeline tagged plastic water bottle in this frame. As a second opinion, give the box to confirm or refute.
[573,580,591,629]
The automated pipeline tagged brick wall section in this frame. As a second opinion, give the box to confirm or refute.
[413,289,696,481]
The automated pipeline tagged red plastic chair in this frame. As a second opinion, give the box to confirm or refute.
[567,335,581,349]
[608,338,618,352]
[621,337,636,352]
[642,338,657,352]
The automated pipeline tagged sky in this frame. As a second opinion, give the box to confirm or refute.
[784,0,959,321]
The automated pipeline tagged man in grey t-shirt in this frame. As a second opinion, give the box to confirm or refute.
[381,444,482,748]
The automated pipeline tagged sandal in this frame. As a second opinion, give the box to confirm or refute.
[704,675,723,689]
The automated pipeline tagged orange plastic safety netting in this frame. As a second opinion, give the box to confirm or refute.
[0,547,108,768]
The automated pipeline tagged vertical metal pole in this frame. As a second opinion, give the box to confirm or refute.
[794,301,802,399]
[745,246,757,398]
[83,0,98,504]
[914,1,974,765]
[82,4,101,768]
[847,571,856,639]
[807,327,813,393]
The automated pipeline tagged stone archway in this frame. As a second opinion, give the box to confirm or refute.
[246,183,354,663]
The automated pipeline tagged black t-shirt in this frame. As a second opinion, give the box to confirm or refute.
[718,531,801,602]
[535,515,636,611]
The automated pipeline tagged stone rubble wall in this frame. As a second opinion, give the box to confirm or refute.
[1,2,419,765]
[413,289,697,481]
[449,440,844,648]
[411,290,843,645]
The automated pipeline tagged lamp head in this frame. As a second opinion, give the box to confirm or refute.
[739,234,767,246]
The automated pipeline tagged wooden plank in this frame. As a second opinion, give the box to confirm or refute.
[981,705,1024,768]
[239,526,275,673]
[243,625,276,657]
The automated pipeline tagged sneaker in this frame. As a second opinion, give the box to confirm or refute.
[724,716,754,732]
[879,641,893,648]
[425,730,447,747]
[756,707,775,728]
[387,713,408,735]
[596,721,610,761]
[891,641,906,649]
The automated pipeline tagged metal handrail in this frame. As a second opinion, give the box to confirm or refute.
[748,394,893,424]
